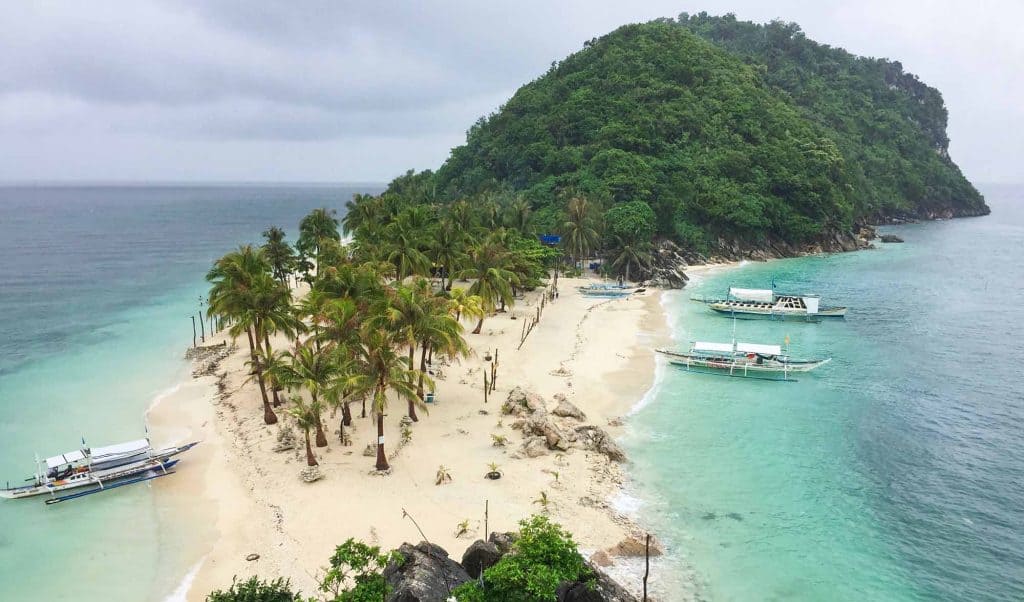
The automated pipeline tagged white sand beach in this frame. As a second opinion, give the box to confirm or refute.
[147,278,669,600]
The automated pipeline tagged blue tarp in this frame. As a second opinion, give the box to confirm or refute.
[539,234,561,245]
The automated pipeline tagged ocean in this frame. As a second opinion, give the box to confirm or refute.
[0,184,379,601]
[626,184,1024,601]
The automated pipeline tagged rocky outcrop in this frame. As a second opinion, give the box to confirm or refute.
[461,540,503,579]
[384,542,471,602]
[503,386,548,417]
[552,400,587,421]
[574,426,626,463]
[487,531,518,555]
[639,240,692,289]
[556,561,640,602]
[879,234,904,243]
[606,534,663,557]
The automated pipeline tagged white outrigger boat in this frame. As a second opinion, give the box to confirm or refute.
[578,282,645,298]
[656,340,831,381]
[696,287,847,321]
[1,438,197,503]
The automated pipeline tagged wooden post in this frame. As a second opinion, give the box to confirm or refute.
[643,533,650,601]
[521,319,527,344]
[492,349,499,392]
[191,316,197,348]
[198,307,205,343]
[483,372,489,404]
[485,499,489,539]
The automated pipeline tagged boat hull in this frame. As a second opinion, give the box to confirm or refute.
[708,304,847,320]
[658,349,830,381]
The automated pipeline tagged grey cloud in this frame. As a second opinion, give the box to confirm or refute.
[0,0,1020,183]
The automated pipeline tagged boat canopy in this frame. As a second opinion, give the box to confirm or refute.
[804,297,820,314]
[736,342,782,356]
[729,288,774,302]
[90,439,151,461]
[44,450,86,469]
[693,341,734,353]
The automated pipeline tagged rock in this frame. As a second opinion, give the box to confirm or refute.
[503,386,548,417]
[552,400,587,421]
[556,561,639,602]
[880,234,904,243]
[606,535,663,557]
[638,240,690,289]
[461,540,503,579]
[384,542,471,602]
[363,444,376,457]
[245,553,260,562]
[574,426,627,463]
[487,531,518,555]
[522,436,549,458]
[300,466,323,483]
[590,549,613,567]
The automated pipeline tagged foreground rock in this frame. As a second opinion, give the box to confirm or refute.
[384,542,470,602]
[461,540,503,579]
[552,399,587,421]
[606,534,664,557]
[879,234,905,243]
[556,561,639,602]
[504,389,627,462]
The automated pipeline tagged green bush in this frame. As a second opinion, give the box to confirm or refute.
[319,538,400,602]
[206,576,302,602]
[452,515,587,601]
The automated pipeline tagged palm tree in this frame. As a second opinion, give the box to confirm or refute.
[374,280,431,420]
[270,341,338,447]
[206,246,278,424]
[505,197,533,236]
[608,236,654,283]
[444,287,485,325]
[561,196,600,270]
[384,208,432,281]
[342,193,381,236]
[297,207,340,278]
[345,327,428,471]
[456,243,519,334]
[286,397,321,466]
[428,219,466,291]
[415,296,470,400]
[261,226,297,286]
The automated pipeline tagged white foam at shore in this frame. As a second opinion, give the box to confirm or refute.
[146,382,183,415]
[163,558,204,602]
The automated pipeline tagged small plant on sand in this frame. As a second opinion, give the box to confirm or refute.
[486,462,502,480]
[435,464,452,485]
[401,424,413,444]
[454,518,471,538]
[491,434,508,447]
[495,418,504,429]
[533,491,552,514]
[543,469,560,484]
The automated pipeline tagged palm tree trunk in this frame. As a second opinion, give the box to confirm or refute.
[264,332,282,407]
[417,342,429,400]
[342,400,352,426]
[248,327,276,424]
[304,428,317,466]
[313,393,328,447]
[338,413,345,445]
[473,317,484,334]
[360,395,367,418]
[407,345,419,421]
[375,411,389,471]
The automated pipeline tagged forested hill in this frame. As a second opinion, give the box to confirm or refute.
[396,16,987,253]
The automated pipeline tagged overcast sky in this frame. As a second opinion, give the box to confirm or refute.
[1,1,1020,184]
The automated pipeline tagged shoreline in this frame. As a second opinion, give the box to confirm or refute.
[147,277,674,600]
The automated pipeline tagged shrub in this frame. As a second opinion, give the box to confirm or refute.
[319,538,400,602]
[206,576,301,602]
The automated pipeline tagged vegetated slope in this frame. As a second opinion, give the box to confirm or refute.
[675,12,987,221]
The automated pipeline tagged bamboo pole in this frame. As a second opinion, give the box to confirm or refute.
[643,533,650,601]
[483,372,489,404]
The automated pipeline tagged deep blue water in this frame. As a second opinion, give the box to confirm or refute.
[0,184,377,601]
[627,184,1024,601]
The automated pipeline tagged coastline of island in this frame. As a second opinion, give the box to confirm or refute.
[148,277,677,600]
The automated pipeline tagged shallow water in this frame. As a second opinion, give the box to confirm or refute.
[625,185,1024,601]
[0,184,376,600]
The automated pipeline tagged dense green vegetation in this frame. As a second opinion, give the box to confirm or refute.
[383,15,985,256]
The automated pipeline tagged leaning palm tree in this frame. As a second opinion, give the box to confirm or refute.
[561,196,600,270]
[415,297,470,400]
[270,341,339,447]
[444,287,485,325]
[345,326,429,471]
[456,243,519,334]
[286,397,321,467]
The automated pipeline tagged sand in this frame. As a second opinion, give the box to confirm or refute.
[147,277,670,600]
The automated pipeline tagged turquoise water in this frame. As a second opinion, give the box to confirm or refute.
[627,186,1024,601]
[0,185,375,601]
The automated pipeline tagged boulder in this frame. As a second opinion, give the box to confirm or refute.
[879,234,904,243]
[556,561,639,602]
[606,535,663,557]
[461,540,503,579]
[487,531,518,556]
[574,426,627,463]
[522,436,550,458]
[384,542,471,602]
[552,400,587,421]
[503,387,547,417]
[590,549,613,567]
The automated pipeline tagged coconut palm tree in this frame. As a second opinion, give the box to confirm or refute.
[373,280,432,420]
[286,397,321,467]
[344,326,429,471]
[505,197,533,236]
[415,296,470,400]
[270,341,339,447]
[296,207,340,278]
[342,193,381,236]
[608,236,654,283]
[428,219,466,291]
[457,243,519,334]
[384,208,432,281]
[206,246,278,424]
[444,287,485,325]
[261,226,297,286]
[561,196,600,270]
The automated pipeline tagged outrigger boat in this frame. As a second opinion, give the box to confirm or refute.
[1,438,197,502]
[695,287,847,320]
[656,340,831,381]
[578,283,644,298]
